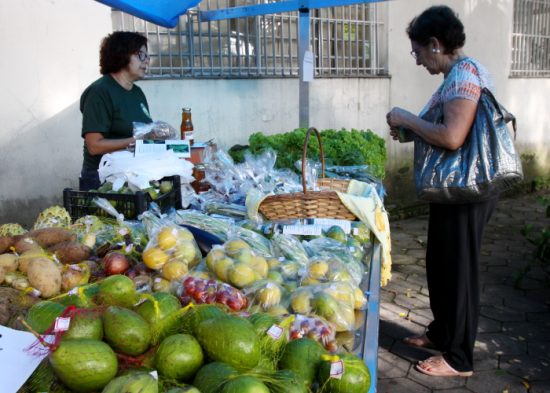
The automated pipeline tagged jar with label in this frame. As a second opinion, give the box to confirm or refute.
[180,107,194,146]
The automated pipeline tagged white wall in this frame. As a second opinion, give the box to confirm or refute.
[0,0,548,225]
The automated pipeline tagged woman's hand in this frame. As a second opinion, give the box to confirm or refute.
[386,107,412,129]
[85,132,136,156]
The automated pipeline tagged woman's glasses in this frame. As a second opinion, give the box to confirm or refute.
[410,49,420,59]
[137,50,150,62]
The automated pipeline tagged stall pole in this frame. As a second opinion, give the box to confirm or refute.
[298,8,310,128]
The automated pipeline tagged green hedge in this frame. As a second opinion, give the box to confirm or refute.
[229,128,387,180]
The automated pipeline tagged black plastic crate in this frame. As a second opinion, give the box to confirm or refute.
[63,176,182,220]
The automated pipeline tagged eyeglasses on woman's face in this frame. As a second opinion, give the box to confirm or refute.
[410,48,421,60]
[136,50,150,62]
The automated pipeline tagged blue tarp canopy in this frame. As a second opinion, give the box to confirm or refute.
[95,0,201,28]
[95,0,385,27]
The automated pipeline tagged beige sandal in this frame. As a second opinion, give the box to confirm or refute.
[415,355,473,377]
[402,334,436,349]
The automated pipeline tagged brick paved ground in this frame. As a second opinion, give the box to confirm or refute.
[378,193,550,393]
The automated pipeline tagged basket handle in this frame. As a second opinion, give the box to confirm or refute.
[301,127,325,194]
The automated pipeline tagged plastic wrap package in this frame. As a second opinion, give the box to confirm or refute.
[289,281,365,332]
[141,222,201,277]
[133,120,178,140]
[243,279,288,312]
[303,237,365,285]
[98,150,194,190]
[300,255,363,289]
[176,275,248,311]
[271,233,309,268]
[325,164,386,200]
[202,238,271,289]
[288,313,337,352]
[200,146,302,208]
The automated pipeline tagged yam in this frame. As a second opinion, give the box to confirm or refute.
[14,236,42,254]
[48,241,91,264]
[0,253,18,273]
[18,249,48,274]
[0,236,14,254]
[26,228,76,248]
[27,257,62,298]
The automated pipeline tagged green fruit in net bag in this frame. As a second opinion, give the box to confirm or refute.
[102,372,158,393]
[155,334,204,381]
[317,353,371,393]
[102,306,151,356]
[165,385,201,393]
[97,274,137,308]
[63,311,103,340]
[26,300,66,334]
[196,315,261,371]
[278,337,327,387]
[49,339,117,392]
[135,292,181,325]
[221,375,269,393]
[192,362,238,393]
[180,304,226,336]
[265,370,309,393]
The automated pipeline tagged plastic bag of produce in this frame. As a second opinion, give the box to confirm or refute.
[303,237,364,285]
[271,233,309,267]
[289,282,361,332]
[288,314,337,352]
[243,279,288,312]
[133,120,178,140]
[300,256,361,288]
[176,275,247,311]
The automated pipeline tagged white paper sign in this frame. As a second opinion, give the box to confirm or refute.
[0,325,54,392]
[135,139,191,158]
[302,50,314,82]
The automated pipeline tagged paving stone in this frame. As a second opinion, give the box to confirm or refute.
[472,353,499,371]
[502,321,550,342]
[530,380,550,393]
[480,305,526,322]
[504,295,549,313]
[475,333,528,357]
[378,349,413,378]
[394,293,431,310]
[404,272,428,288]
[382,279,422,296]
[527,341,550,361]
[379,302,411,321]
[406,248,427,259]
[433,389,475,393]
[478,316,502,334]
[391,253,419,265]
[390,340,438,363]
[466,369,529,393]
[516,277,548,290]
[500,354,550,381]
[377,377,431,393]
[527,311,550,323]
[379,318,425,341]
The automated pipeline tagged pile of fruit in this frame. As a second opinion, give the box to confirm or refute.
[0,204,376,393]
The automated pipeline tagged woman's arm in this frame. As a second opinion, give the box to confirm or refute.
[387,98,477,150]
[84,132,135,156]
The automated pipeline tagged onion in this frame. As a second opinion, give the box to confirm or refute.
[102,252,130,275]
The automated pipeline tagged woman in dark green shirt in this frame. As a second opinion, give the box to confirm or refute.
[80,31,153,190]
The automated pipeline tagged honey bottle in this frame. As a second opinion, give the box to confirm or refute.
[180,107,194,146]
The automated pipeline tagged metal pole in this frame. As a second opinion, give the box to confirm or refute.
[298,8,310,128]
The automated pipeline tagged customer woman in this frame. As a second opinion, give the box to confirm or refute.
[386,6,497,377]
[79,31,152,190]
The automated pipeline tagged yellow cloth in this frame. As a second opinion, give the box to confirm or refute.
[336,180,392,286]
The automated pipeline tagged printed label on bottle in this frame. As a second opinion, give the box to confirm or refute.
[184,131,194,141]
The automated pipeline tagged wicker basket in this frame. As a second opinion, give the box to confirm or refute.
[258,127,356,221]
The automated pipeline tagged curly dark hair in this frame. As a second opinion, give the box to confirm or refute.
[99,31,147,74]
[406,5,465,54]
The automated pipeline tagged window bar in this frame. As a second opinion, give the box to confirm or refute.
[245,16,251,74]
[227,11,233,77]
[207,13,214,76]
[216,0,223,76]
[372,4,379,75]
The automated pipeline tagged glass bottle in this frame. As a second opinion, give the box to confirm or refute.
[180,107,194,146]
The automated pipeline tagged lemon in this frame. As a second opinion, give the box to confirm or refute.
[266,305,288,316]
[153,277,171,292]
[290,290,313,314]
[213,257,234,282]
[257,284,282,309]
[162,260,189,281]
[157,227,178,250]
[142,247,169,270]
[308,260,329,279]
[172,241,196,264]
[354,287,367,309]
[205,247,226,271]
[301,276,321,286]
[250,255,269,278]
[176,227,195,242]
[228,263,256,288]
[224,238,250,256]
[266,258,281,269]
[232,248,253,264]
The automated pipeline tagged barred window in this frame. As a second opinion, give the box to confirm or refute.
[511,0,550,77]
[112,1,387,79]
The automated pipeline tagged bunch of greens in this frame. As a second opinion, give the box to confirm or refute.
[229,128,386,179]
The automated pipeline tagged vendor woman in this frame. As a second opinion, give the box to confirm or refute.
[79,31,152,191]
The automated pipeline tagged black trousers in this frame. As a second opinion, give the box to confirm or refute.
[425,197,497,372]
